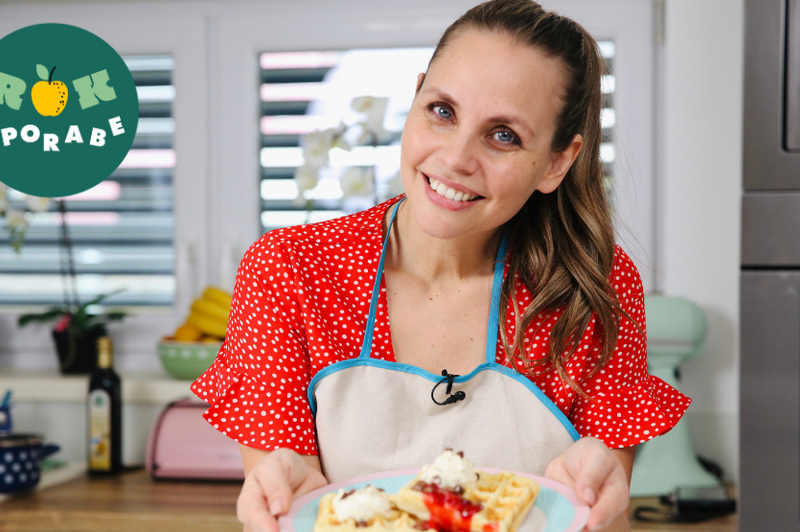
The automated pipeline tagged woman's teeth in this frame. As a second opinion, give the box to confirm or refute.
[428,178,477,202]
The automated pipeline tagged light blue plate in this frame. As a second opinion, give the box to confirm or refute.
[280,468,589,532]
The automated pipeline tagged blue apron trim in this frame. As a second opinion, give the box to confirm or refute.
[307,357,580,442]
[359,197,404,358]
[484,234,508,364]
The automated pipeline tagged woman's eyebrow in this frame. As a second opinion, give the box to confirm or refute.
[424,87,459,107]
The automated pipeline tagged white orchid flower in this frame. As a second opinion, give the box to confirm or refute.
[327,122,352,152]
[4,208,28,230]
[294,164,320,196]
[302,130,333,168]
[24,195,51,212]
[340,167,374,198]
[352,96,389,143]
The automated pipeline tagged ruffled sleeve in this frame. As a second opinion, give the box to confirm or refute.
[190,231,319,454]
[566,246,692,448]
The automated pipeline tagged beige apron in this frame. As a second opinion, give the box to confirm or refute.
[309,200,579,483]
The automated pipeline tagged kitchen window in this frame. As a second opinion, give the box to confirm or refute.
[0,55,176,308]
[0,0,654,368]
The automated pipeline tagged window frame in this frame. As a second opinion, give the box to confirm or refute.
[0,4,209,366]
[0,0,654,369]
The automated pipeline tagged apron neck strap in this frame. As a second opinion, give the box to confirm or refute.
[359,198,509,362]
[484,231,508,364]
[359,198,404,358]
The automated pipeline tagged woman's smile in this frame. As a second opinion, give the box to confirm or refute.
[423,172,483,211]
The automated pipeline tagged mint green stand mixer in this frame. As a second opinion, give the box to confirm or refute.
[629,295,721,497]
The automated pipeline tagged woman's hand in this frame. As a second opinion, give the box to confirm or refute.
[237,446,328,532]
[545,437,633,532]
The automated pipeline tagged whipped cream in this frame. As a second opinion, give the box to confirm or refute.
[332,484,392,523]
[419,450,479,489]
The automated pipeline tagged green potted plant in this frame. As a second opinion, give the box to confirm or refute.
[18,291,127,374]
[14,199,127,374]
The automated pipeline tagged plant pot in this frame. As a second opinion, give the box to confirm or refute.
[51,326,107,374]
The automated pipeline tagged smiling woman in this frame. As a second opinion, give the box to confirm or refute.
[189,2,686,532]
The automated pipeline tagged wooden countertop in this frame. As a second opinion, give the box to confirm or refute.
[0,468,241,532]
[0,469,737,532]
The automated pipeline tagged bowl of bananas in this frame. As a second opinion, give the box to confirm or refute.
[158,286,231,380]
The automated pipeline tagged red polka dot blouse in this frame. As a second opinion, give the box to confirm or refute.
[191,196,691,453]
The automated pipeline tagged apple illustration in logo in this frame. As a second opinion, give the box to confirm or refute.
[31,64,68,116]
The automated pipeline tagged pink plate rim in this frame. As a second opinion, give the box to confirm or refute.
[278,467,590,532]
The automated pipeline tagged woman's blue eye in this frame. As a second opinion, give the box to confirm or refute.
[434,105,452,119]
[494,130,516,144]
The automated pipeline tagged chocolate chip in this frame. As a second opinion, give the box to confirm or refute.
[453,486,464,495]
[457,451,464,458]
[341,489,355,499]
[356,521,369,527]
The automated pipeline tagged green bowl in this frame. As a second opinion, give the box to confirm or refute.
[157,340,222,381]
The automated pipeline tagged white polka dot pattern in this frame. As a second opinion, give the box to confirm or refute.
[191,196,691,453]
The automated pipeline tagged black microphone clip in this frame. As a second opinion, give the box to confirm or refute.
[431,369,467,406]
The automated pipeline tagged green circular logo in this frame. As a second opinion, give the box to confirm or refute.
[0,23,138,197]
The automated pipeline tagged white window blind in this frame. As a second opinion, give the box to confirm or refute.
[0,55,175,307]
[258,47,433,232]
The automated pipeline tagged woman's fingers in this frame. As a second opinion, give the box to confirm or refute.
[545,438,630,532]
[582,469,628,531]
[237,449,322,532]
[237,472,280,532]
[570,447,627,530]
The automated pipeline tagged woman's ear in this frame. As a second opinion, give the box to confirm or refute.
[536,134,583,194]
[416,73,426,93]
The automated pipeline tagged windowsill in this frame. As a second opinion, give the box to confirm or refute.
[0,368,199,405]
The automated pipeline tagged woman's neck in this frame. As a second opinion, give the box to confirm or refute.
[384,199,502,284]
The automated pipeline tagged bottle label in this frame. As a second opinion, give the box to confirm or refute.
[89,389,112,470]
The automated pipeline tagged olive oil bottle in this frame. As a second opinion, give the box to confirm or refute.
[88,336,122,474]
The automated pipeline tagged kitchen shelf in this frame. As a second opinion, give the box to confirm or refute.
[0,369,199,405]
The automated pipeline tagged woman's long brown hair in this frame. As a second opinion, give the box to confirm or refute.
[430,0,634,396]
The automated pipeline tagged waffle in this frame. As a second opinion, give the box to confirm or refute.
[314,490,430,532]
[394,470,539,532]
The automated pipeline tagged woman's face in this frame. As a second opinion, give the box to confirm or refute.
[400,29,581,241]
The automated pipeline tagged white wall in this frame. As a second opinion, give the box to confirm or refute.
[659,0,744,481]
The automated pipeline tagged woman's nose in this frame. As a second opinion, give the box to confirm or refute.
[439,130,479,176]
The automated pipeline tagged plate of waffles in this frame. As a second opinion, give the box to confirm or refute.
[278,462,589,532]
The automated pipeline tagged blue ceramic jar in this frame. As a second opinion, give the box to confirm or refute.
[0,434,60,494]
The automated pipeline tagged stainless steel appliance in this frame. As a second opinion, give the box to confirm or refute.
[741,1,800,529]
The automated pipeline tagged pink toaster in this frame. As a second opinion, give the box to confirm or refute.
[146,399,245,480]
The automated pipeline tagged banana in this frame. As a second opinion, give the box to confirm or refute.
[203,286,232,311]
[186,310,227,338]
[191,298,229,322]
